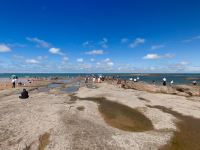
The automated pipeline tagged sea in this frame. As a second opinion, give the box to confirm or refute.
[0,73,200,85]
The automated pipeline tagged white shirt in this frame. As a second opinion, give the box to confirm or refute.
[97,78,101,83]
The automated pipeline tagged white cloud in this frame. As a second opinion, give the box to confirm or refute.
[104,58,111,62]
[183,35,200,43]
[26,37,50,48]
[85,49,104,55]
[129,38,145,48]
[0,44,11,52]
[96,58,114,69]
[83,38,108,49]
[151,44,165,50]
[49,47,59,54]
[165,61,190,72]
[96,62,101,65]
[186,66,200,72]
[121,38,129,43]
[12,55,24,59]
[63,56,69,61]
[90,58,95,62]
[99,38,108,48]
[82,41,95,48]
[37,56,48,60]
[49,47,64,55]
[107,62,114,66]
[143,54,160,59]
[178,61,189,65]
[82,41,90,47]
[143,53,175,60]
[79,63,92,69]
[7,43,26,48]
[77,58,84,63]
[163,53,175,58]
[25,59,39,64]
[61,56,69,65]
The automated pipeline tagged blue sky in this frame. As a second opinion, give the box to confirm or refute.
[0,0,200,73]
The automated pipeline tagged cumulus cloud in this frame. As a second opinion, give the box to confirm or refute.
[103,58,111,62]
[151,44,165,50]
[143,54,160,59]
[26,37,50,48]
[99,38,108,48]
[96,58,114,69]
[107,62,114,66]
[143,53,175,59]
[0,44,11,52]
[82,38,108,49]
[25,55,48,64]
[49,47,64,55]
[85,49,104,55]
[49,47,59,54]
[25,59,39,64]
[77,58,84,63]
[129,38,145,48]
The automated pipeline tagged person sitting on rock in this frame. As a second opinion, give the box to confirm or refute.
[19,89,29,99]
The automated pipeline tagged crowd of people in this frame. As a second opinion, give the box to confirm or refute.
[92,75,199,87]
[1,74,199,100]
[85,75,105,84]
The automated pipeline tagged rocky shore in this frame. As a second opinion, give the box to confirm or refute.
[110,79,200,97]
[0,78,200,150]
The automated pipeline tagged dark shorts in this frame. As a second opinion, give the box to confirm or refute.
[19,96,29,99]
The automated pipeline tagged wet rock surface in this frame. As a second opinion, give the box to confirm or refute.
[76,96,153,132]
[1,81,200,149]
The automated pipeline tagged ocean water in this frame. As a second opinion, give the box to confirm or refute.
[117,73,200,85]
[0,73,200,85]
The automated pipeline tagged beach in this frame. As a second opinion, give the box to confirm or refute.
[0,77,200,150]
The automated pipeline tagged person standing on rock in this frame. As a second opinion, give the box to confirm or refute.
[92,76,96,83]
[85,77,88,84]
[162,77,167,86]
[97,77,101,83]
[193,80,197,85]
[170,80,174,86]
[12,78,16,88]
